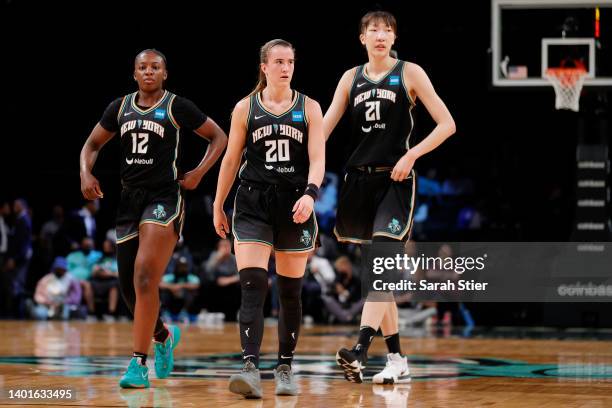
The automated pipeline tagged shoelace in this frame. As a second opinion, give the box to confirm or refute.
[279,370,291,383]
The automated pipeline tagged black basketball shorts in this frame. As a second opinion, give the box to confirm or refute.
[232,181,318,252]
[115,183,184,244]
[334,168,416,243]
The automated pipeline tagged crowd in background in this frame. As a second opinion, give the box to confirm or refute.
[0,169,486,326]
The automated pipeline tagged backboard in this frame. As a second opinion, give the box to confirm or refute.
[491,0,612,87]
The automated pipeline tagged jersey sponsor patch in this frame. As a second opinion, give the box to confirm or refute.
[292,111,304,122]
[389,76,400,86]
[154,109,166,120]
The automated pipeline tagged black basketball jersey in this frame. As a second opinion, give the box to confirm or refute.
[116,90,181,188]
[347,60,414,168]
[240,91,310,186]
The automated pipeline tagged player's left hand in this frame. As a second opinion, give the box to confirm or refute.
[391,151,417,182]
[179,170,202,190]
[292,195,314,224]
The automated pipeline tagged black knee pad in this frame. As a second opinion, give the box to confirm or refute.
[117,238,139,312]
[239,267,268,325]
[277,275,303,306]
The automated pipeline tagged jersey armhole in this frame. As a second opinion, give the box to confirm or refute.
[116,95,129,122]
[303,94,310,126]
[167,94,181,130]
[348,66,361,101]
[401,62,417,107]
[245,95,253,129]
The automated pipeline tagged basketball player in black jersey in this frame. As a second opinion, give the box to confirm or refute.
[213,39,325,399]
[324,11,456,384]
[80,49,227,388]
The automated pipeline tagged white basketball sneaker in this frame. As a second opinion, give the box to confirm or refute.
[372,353,411,384]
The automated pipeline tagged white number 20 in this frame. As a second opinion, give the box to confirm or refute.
[265,139,290,162]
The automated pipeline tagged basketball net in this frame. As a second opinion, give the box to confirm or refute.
[545,67,587,112]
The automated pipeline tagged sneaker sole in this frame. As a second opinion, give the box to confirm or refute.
[229,376,262,399]
[275,385,298,396]
[335,350,364,384]
[372,373,412,384]
[119,381,149,389]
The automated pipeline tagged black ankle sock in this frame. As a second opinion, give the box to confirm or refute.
[133,352,147,365]
[353,326,377,357]
[243,344,260,368]
[384,332,402,354]
[154,326,169,343]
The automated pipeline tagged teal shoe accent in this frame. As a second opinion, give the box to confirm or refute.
[119,358,150,389]
[154,325,181,379]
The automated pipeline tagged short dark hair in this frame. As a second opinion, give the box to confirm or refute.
[359,11,397,35]
[135,49,168,68]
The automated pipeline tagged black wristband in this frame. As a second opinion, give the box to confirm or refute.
[304,183,319,200]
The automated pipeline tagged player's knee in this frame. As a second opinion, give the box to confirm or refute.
[277,275,302,307]
[239,267,268,323]
[134,261,155,293]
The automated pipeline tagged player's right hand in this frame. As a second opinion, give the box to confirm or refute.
[213,206,230,239]
[80,173,104,200]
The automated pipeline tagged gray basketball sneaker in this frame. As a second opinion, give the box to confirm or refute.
[229,360,263,399]
[274,364,298,396]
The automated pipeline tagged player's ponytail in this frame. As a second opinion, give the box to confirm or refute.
[249,39,295,97]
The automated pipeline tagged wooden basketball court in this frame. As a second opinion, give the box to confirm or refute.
[0,321,611,407]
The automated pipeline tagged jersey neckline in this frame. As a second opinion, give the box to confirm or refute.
[255,90,299,118]
[361,59,401,84]
[130,90,169,115]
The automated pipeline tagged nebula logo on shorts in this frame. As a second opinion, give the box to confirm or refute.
[300,230,312,246]
[153,205,166,220]
[389,76,400,86]
[154,109,166,120]
[292,111,303,122]
[388,218,402,234]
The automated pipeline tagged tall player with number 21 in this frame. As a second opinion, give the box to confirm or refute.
[324,11,456,384]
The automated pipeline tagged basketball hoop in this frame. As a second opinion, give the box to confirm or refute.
[545,67,587,112]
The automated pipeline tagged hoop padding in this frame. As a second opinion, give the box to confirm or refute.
[545,68,587,112]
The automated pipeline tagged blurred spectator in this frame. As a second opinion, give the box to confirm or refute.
[5,198,33,317]
[302,252,335,322]
[106,228,117,245]
[426,244,459,326]
[316,233,339,261]
[29,257,83,320]
[202,239,240,321]
[314,172,338,233]
[321,256,364,323]
[166,237,194,277]
[67,200,99,247]
[67,237,102,315]
[418,168,442,196]
[39,204,65,263]
[0,201,10,317]
[0,201,9,267]
[90,239,119,319]
[160,256,201,323]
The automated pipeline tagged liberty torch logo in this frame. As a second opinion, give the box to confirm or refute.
[152,205,166,220]
[300,230,312,246]
[388,218,402,234]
